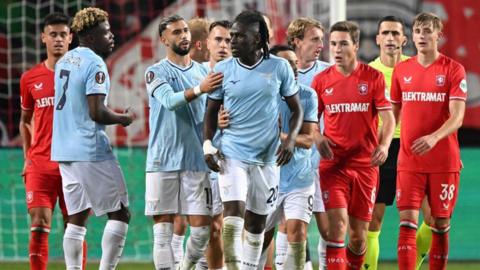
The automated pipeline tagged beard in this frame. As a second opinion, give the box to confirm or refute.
[172,42,191,56]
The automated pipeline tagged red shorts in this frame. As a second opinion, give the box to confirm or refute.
[24,172,67,217]
[396,171,459,218]
[319,165,379,221]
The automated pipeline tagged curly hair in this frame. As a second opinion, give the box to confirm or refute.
[71,7,109,36]
[287,17,324,49]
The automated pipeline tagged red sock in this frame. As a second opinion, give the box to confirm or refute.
[429,226,450,270]
[398,220,417,270]
[29,225,50,270]
[264,267,273,270]
[82,240,88,270]
[326,240,347,270]
[346,246,365,270]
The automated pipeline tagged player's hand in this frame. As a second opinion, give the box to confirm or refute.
[316,135,335,160]
[218,105,230,129]
[411,134,439,155]
[371,144,389,166]
[276,138,295,166]
[121,107,135,127]
[203,140,223,172]
[200,72,223,94]
[205,154,221,172]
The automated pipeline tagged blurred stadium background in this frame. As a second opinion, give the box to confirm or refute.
[0,0,479,267]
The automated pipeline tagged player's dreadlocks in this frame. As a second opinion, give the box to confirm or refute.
[71,7,109,36]
[234,10,270,59]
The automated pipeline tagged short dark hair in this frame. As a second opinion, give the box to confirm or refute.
[209,20,231,33]
[269,44,293,56]
[330,21,360,44]
[377,15,405,33]
[41,12,70,31]
[158,15,184,37]
[234,10,270,59]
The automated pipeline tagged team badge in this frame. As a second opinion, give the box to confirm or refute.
[460,79,468,93]
[146,71,154,84]
[436,75,446,86]
[322,191,329,203]
[95,71,106,84]
[396,189,401,201]
[358,83,368,95]
[27,191,33,203]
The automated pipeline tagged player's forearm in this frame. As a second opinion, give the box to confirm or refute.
[378,110,395,147]
[19,122,31,159]
[294,134,314,149]
[91,106,128,125]
[392,103,401,127]
[286,108,303,143]
[430,113,464,142]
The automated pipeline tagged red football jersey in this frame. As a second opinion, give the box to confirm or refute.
[390,54,467,173]
[312,63,392,167]
[20,62,59,175]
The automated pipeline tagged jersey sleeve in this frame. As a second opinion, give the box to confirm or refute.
[20,73,34,110]
[85,60,108,96]
[279,59,299,97]
[145,66,187,110]
[208,63,225,100]
[311,75,325,115]
[373,72,392,110]
[303,87,318,122]
[390,67,402,104]
[449,63,468,101]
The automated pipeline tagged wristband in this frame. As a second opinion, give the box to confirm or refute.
[193,85,202,96]
[203,140,218,155]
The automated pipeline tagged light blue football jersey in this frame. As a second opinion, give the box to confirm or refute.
[51,47,114,162]
[209,55,298,165]
[145,59,209,172]
[279,84,318,193]
[297,60,330,170]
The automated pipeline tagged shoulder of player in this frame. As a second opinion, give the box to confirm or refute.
[313,65,335,80]
[439,54,465,72]
[213,56,234,72]
[20,63,47,82]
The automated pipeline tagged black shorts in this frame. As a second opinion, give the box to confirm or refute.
[376,138,400,205]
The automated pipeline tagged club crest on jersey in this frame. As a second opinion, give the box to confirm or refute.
[436,75,446,86]
[146,71,154,84]
[358,83,368,95]
[322,191,329,203]
[325,87,334,96]
[460,79,467,93]
[403,76,412,84]
[95,71,106,84]
[34,82,43,91]
[27,191,33,203]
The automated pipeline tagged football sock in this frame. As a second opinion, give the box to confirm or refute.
[398,220,418,270]
[318,235,327,270]
[153,222,174,270]
[283,241,306,270]
[429,225,450,270]
[172,233,185,269]
[274,231,287,270]
[223,216,244,270]
[63,223,86,270]
[179,226,210,270]
[99,220,128,270]
[363,230,380,270]
[326,240,346,270]
[241,230,264,270]
[346,245,366,270]
[416,221,432,270]
[29,224,50,270]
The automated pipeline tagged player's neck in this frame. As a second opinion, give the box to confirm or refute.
[336,59,358,76]
[44,55,60,71]
[208,59,217,69]
[417,50,440,67]
[238,50,262,66]
[168,51,191,67]
[297,58,315,70]
[380,52,402,68]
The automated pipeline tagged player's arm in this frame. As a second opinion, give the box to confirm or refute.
[280,121,315,149]
[87,94,133,126]
[184,72,223,102]
[411,100,465,155]
[277,93,303,165]
[203,98,223,171]
[19,109,33,159]
[372,109,395,166]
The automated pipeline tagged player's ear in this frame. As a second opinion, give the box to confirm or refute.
[375,34,381,46]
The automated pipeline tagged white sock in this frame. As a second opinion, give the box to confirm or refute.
[63,223,87,270]
[172,233,185,268]
[99,220,128,270]
[153,222,174,270]
[241,230,264,270]
[195,256,208,270]
[179,226,210,270]
[223,216,244,270]
[283,241,306,270]
[257,249,268,270]
[275,231,287,270]
[304,261,313,270]
[317,236,327,270]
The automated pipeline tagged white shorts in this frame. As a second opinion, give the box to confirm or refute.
[312,167,325,213]
[218,159,279,215]
[210,172,224,216]
[265,185,315,231]
[59,159,129,217]
[145,171,212,216]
